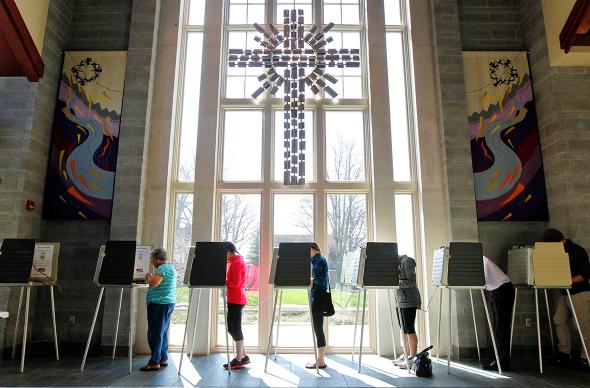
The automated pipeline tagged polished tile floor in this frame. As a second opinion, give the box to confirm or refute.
[0,352,588,387]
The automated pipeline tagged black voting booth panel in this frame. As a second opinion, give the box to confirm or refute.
[96,241,136,286]
[272,243,312,287]
[432,242,485,287]
[358,242,399,288]
[0,239,36,284]
[187,242,228,287]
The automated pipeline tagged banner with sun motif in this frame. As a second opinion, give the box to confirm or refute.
[463,51,548,221]
[43,51,127,220]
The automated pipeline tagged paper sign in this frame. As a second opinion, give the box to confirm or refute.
[31,244,56,280]
[134,245,152,281]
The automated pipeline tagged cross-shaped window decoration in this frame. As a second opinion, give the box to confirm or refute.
[228,9,361,185]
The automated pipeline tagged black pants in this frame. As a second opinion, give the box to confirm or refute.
[490,282,515,365]
[396,307,417,334]
[312,313,326,348]
[227,303,245,341]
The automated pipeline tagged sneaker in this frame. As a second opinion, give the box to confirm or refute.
[224,355,251,370]
[397,358,409,370]
[392,354,406,366]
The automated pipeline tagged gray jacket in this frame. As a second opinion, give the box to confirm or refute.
[397,255,421,308]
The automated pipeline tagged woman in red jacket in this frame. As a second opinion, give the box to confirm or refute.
[224,242,250,369]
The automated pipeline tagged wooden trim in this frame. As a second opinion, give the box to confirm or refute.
[0,0,44,81]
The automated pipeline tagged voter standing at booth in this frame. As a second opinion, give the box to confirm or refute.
[223,242,250,370]
[141,248,176,372]
[481,256,514,371]
[543,228,590,369]
[394,255,422,369]
[306,242,329,370]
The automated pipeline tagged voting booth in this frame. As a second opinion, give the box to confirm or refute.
[81,241,150,374]
[178,242,233,375]
[0,239,60,373]
[507,242,588,373]
[265,243,320,373]
[432,242,503,374]
[352,243,403,372]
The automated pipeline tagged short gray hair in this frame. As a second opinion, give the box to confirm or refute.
[151,248,168,261]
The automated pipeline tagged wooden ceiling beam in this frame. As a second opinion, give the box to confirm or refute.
[560,0,590,53]
[0,0,44,81]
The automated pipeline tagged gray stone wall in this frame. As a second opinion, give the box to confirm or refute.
[458,0,523,51]
[67,0,132,51]
[101,0,161,348]
[430,0,482,357]
[0,0,75,357]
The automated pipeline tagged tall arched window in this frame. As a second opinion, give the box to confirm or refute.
[167,0,421,353]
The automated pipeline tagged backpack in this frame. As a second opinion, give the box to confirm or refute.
[410,346,433,377]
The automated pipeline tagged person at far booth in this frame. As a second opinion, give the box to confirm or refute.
[223,242,250,370]
[543,228,590,369]
[140,248,176,372]
[481,256,514,372]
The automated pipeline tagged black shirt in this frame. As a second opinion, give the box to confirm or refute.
[564,239,590,295]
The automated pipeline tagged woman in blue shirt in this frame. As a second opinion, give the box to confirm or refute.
[306,242,329,369]
[140,248,176,371]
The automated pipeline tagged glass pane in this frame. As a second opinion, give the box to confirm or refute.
[169,193,194,346]
[276,1,313,24]
[222,111,263,181]
[325,111,365,181]
[273,194,315,348]
[217,194,261,347]
[324,0,360,24]
[395,194,415,258]
[325,32,362,99]
[386,32,412,181]
[228,1,265,25]
[384,0,402,25]
[274,110,314,182]
[326,194,368,347]
[226,32,261,99]
[188,0,205,25]
[341,4,359,24]
[177,32,204,181]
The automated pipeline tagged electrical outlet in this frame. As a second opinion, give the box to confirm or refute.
[69,314,76,325]
[525,318,532,328]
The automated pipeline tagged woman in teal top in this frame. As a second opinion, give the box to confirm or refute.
[140,248,176,371]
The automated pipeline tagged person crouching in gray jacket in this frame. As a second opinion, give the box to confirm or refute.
[394,255,422,369]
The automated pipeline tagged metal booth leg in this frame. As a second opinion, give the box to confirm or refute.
[178,288,193,375]
[447,288,451,374]
[535,288,543,373]
[50,285,60,360]
[265,289,279,372]
[509,287,518,358]
[436,287,442,360]
[469,290,481,364]
[112,288,124,359]
[19,286,31,374]
[386,290,398,360]
[274,290,284,360]
[128,287,134,374]
[544,289,555,356]
[222,288,231,375]
[481,289,502,375]
[81,287,105,371]
[189,289,202,361]
[566,289,590,368]
[358,289,367,373]
[352,288,361,361]
[11,286,24,359]
[307,288,319,375]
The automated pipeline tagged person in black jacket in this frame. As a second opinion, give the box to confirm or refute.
[543,228,590,369]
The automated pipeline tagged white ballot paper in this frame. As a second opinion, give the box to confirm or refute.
[134,245,152,281]
[31,243,56,280]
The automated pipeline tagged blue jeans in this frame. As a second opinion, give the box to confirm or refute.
[147,303,175,364]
